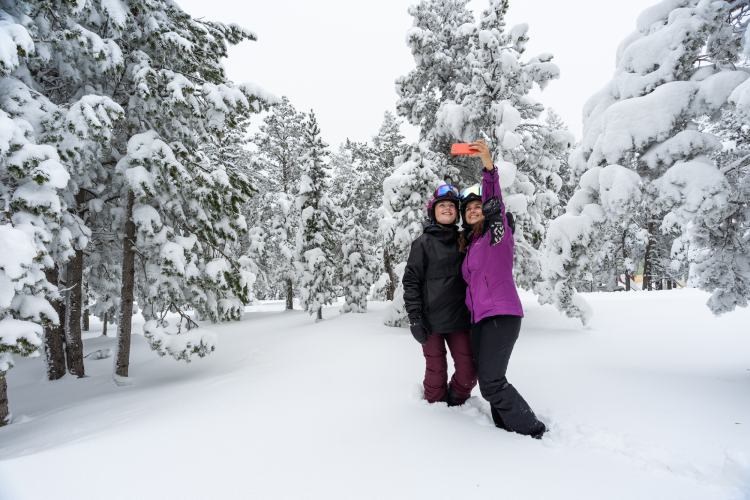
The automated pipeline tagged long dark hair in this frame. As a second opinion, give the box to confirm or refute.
[458,223,483,253]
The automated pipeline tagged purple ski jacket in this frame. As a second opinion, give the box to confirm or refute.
[461,166,524,324]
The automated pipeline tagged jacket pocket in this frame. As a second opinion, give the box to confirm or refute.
[484,274,511,302]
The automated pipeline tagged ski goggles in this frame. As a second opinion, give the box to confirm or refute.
[460,183,481,199]
[434,184,460,198]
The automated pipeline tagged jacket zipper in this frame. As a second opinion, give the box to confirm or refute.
[466,242,475,323]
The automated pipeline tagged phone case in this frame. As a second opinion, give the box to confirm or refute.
[450,143,474,155]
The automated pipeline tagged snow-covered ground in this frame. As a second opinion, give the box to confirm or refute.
[1,289,749,500]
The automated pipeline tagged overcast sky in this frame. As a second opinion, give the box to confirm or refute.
[176,0,657,146]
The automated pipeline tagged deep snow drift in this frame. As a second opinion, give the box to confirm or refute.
[1,289,749,500]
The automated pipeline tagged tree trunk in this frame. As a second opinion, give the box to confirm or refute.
[316,307,322,321]
[0,371,8,427]
[642,222,657,291]
[607,267,617,291]
[43,266,67,380]
[666,279,672,290]
[65,247,85,377]
[384,248,396,301]
[116,191,136,378]
[82,279,89,331]
[102,312,108,337]
[285,277,293,310]
[622,230,631,291]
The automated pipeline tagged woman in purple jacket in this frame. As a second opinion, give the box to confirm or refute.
[459,140,546,439]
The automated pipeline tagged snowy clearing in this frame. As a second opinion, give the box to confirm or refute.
[1,289,749,500]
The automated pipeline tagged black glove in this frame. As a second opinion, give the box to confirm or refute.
[409,317,430,345]
[482,198,506,246]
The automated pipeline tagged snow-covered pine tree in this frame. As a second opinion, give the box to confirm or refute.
[251,96,307,308]
[295,111,337,321]
[545,109,577,214]
[25,0,272,376]
[539,0,750,322]
[15,0,138,379]
[371,112,407,300]
[0,126,70,423]
[328,139,383,311]
[395,0,481,187]
[47,97,124,377]
[380,142,444,326]
[339,206,376,313]
[86,244,120,337]
[396,0,475,146]
[428,0,565,289]
[373,112,407,190]
[0,4,74,423]
[330,139,379,211]
[693,106,750,312]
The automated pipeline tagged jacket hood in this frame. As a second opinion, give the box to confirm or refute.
[424,223,459,243]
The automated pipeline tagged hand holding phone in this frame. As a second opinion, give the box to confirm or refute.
[452,141,495,171]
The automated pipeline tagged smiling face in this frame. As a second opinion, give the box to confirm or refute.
[463,200,483,226]
[434,199,457,225]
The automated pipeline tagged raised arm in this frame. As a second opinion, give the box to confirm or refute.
[469,140,501,202]
[482,166,500,203]
[470,140,507,246]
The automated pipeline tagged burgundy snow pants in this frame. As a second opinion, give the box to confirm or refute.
[421,330,477,404]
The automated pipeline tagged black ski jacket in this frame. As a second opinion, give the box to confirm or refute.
[402,224,471,334]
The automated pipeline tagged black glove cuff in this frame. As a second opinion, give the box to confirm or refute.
[482,197,502,217]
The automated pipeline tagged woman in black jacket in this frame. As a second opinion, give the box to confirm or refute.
[402,184,477,406]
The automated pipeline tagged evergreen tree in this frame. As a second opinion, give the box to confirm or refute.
[693,107,750,311]
[545,109,577,213]
[20,0,271,375]
[539,0,750,322]
[372,112,407,190]
[251,97,306,309]
[396,0,475,146]
[48,97,124,378]
[0,4,73,424]
[339,207,376,313]
[295,111,337,321]
[371,112,407,300]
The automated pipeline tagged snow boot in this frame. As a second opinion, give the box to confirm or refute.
[490,406,509,430]
[530,421,547,440]
[445,387,467,407]
[490,405,546,439]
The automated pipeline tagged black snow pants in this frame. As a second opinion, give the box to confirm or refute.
[471,315,544,436]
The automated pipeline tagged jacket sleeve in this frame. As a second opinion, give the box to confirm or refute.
[481,166,502,203]
[402,238,426,321]
[482,167,508,246]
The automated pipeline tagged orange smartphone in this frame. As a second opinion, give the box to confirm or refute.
[450,143,474,155]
